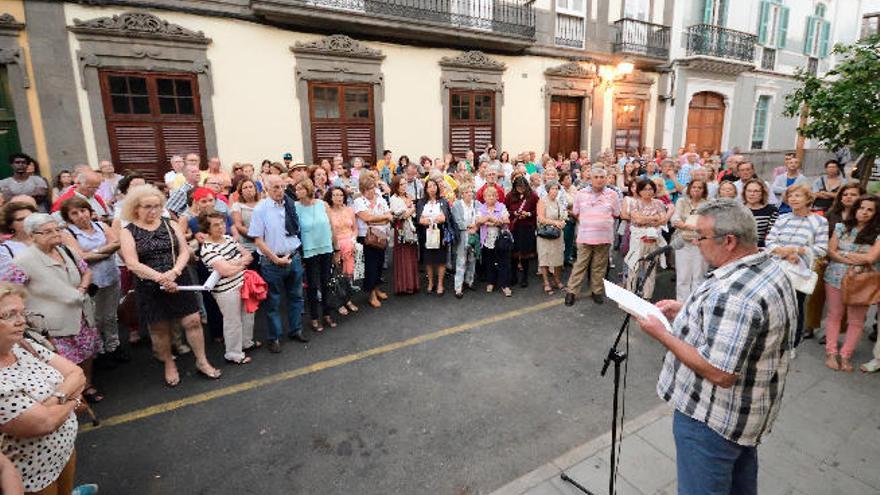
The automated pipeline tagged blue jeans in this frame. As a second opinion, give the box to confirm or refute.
[260,254,305,341]
[673,411,758,495]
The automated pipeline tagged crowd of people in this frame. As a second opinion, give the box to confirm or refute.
[0,142,878,493]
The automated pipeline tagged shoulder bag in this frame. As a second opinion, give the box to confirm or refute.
[842,265,880,306]
[363,199,388,249]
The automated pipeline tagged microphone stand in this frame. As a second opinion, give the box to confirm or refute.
[561,252,662,495]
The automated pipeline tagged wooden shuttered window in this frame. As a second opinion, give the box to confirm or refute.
[308,82,376,163]
[449,90,495,161]
[99,71,206,183]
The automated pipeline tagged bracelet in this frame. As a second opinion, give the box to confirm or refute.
[74,397,82,409]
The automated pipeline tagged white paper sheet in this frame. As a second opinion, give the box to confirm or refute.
[603,280,673,333]
[173,270,222,292]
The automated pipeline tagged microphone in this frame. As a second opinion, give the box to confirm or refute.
[639,236,685,261]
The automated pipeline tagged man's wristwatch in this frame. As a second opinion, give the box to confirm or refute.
[51,391,69,404]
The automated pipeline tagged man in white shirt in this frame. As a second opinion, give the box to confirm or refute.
[734,161,777,204]
[164,155,185,191]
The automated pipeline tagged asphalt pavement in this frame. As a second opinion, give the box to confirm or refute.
[76,263,672,494]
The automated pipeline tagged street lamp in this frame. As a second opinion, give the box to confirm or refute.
[615,60,634,76]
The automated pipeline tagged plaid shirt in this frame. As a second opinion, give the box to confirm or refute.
[165,182,194,216]
[657,250,797,447]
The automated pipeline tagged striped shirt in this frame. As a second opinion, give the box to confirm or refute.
[571,186,620,245]
[764,212,829,266]
[657,251,798,446]
[747,204,778,248]
[165,182,194,216]
[200,235,244,293]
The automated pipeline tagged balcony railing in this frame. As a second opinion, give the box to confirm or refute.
[612,18,670,59]
[760,47,776,70]
[555,13,584,48]
[297,0,535,38]
[686,24,757,63]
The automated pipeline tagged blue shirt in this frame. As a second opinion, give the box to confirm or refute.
[294,201,333,258]
[248,198,301,256]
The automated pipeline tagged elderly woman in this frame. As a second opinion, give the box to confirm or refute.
[198,211,255,364]
[353,173,392,308]
[622,179,673,299]
[0,283,89,494]
[451,182,479,299]
[416,178,454,296]
[325,186,359,315]
[766,184,829,345]
[59,197,122,363]
[294,177,336,331]
[505,175,539,288]
[536,179,566,294]
[119,185,220,386]
[389,176,419,295]
[2,213,102,408]
[672,179,709,301]
[477,186,511,296]
[0,201,36,272]
[822,195,880,372]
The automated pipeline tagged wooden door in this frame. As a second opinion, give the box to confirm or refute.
[549,96,581,158]
[614,99,645,153]
[685,92,725,155]
[449,90,494,160]
[309,82,375,163]
[100,70,206,183]
[0,67,20,179]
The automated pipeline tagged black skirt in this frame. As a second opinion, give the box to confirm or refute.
[511,224,537,258]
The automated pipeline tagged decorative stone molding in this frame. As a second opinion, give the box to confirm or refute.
[544,61,596,79]
[0,13,24,33]
[614,70,654,100]
[292,35,384,60]
[439,51,505,72]
[70,12,210,44]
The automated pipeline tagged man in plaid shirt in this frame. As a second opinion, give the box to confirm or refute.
[638,199,797,495]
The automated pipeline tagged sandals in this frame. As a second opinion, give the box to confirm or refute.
[83,387,105,403]
[311,319,324,333]
[346,302,359,312]
[486,285,494,293]
[243,341,262,352]
[196,364,222,380]
[825,353,840,371]
[544,284,554,296]
[164,366,180,388]
[369,297,382,308]
[338,306,349,316]
[376,290,388,300]
[323,315,337,329]
[860,358,880,373]
[840,357,854,373]
[225,356,252,365]
[502,287,512,297]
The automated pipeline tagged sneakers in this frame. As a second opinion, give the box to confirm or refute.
[72,484,99,495]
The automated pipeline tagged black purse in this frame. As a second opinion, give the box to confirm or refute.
[536,224,561,239]
[496,229,514,251]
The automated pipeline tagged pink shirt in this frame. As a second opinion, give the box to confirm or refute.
[572,186,620,245]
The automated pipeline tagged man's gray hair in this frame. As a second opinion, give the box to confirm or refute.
[590,166,607,177]
[23,213,56,235]
[695,199,758,247]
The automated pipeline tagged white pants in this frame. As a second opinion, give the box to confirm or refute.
[675,244,708,302]
[212,287,255,362]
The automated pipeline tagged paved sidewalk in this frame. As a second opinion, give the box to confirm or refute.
[490,339,880,495]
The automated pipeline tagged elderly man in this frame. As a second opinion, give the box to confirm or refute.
[51,170,110,218]
[0,153,49,212]
[249,175,307,353]
[205,157,231,193]
[476,167,505,204]
[164,155,186,191]
[564,167,620,306]
[638,199,796,495]
[165,162,202,218]
[403,162,424,202]
[734,161,777,204]
[771,153,810,213]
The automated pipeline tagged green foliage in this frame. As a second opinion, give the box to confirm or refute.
[784,34,880,160]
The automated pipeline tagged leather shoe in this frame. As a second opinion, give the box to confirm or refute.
[591,293,605,304]
[564,293,576,306]
[267,340,281,353]
[289,332,310,343]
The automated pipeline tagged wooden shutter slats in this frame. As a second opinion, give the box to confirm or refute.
[309,82,376,163]
[448,90,495,160]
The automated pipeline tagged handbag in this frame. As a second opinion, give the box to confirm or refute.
[425,224,441,249]
[842,266,880,306]
[365,226,388,249]
[326,262,353,308]
[779,260,819,294]
[536,224,561,239]
[496,228,514,251]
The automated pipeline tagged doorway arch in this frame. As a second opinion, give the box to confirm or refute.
[685,91,725,155]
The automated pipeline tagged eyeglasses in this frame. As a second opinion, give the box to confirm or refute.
[694,234,727,243]
[0,310,36,323]
[32,227,62,235]
[139,204,162,210]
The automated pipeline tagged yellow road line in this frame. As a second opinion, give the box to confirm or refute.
[81,298,563,433]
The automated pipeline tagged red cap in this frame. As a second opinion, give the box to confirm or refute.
[192,187,215,202]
